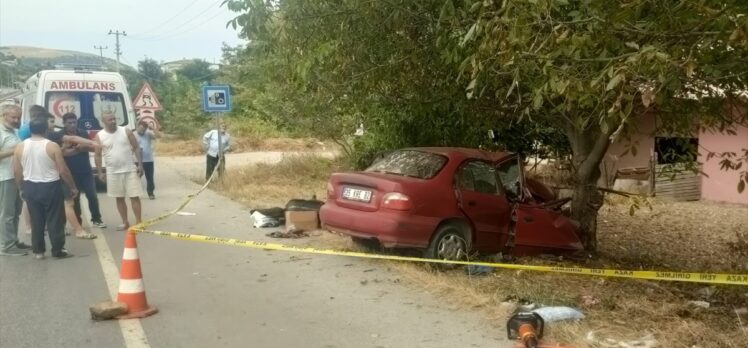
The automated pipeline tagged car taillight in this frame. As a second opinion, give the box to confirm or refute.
[327,182,335,198]
[382,192,412,210]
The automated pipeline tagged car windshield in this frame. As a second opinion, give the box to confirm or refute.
[365,150,447,179]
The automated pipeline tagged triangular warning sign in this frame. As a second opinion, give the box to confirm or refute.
[133,82,163,111]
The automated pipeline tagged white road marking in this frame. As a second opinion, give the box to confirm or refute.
[83,197,152,348]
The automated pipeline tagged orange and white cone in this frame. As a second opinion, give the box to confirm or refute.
[116,231,158,319]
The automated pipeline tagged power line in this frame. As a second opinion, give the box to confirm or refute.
[128,0,201,37]
[108,30,127,72]
[138,10,227,41]
[129,0,223,40]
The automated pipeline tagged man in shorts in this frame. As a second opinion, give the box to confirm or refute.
[95,112,144,230]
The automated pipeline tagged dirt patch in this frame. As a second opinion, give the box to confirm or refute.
[155,137,335,157]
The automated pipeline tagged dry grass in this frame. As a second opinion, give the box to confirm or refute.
[155,137,334,157]
[209,154,341,208]
[207,156,748,347]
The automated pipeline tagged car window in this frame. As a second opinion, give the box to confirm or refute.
[366,150,447,179]
[457,160,499,195]
[497,159,521,200]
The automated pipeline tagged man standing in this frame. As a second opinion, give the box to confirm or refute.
[135,120,161,200]
[95,113,144,230]
[0,104,31,256]
[60,113,106,233]
[202,123,231,181]
[13,116,77,259]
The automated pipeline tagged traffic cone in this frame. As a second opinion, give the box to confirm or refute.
[116,230,158,319]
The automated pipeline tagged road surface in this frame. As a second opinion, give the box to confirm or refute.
[0,153,508,347]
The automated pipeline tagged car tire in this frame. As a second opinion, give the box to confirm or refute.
[351,237,380,251]
[424,223,471,260]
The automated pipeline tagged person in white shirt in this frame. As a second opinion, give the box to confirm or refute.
[13,115,78,259]
[135,120,161,200]
[0,104,31,256]
[94,113,144,231]
[202,123,231,181]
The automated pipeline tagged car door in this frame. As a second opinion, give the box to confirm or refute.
[454,160,511,253]
[496,157,582,255]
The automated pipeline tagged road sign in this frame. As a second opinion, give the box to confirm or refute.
[136,109,161,130]
[202,85,232,113]
[133,82,163,111]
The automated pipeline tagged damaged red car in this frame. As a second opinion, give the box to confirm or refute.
[319,147,583,259]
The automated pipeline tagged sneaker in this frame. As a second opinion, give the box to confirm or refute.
[0,248,28,256]
[92,220,107,228]
[14,242,31,250]
[116,224,129,231]
[34,253,45,260]
[52,251,73,259]
[148,194,155,200]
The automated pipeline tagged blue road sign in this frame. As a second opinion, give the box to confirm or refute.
[202,85,232,113]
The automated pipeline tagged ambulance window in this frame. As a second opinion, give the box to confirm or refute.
[92,93,127,126]
[46,92,82,128]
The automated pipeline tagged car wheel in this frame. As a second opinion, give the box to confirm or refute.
[351,237,380,251]
[424,223,470,260]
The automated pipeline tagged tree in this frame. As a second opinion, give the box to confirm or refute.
[177,59,216,83]
[437,0,748,250]
[138,58,167,84]
[224,0,748,251]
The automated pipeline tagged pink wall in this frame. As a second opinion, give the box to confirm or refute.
[699,125,748,204]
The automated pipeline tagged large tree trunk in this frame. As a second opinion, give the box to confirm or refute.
[566,125,613,252]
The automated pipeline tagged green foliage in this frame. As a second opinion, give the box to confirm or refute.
[176,59,216,83]
[223,0,748,250]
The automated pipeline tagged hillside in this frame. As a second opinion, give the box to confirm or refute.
[0,45,122,68]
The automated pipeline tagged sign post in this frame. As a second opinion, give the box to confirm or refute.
[202,85,232,180]
[133,82,163,130]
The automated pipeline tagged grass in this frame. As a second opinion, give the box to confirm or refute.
[155,137,334,157]
[210,154,341,208]
[207,155,748,347]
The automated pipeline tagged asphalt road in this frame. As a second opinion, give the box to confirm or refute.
[0,153,509,348]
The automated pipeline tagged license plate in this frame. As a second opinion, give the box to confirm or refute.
[342,187,372,202]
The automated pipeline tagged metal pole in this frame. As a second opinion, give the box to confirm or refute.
[94,45,108,66]
[108,30,126,72]
[216,113,224,180]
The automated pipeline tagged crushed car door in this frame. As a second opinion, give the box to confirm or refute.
[496,157,583,254]
[454,160,511,253]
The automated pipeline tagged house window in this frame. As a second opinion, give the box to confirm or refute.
[655,137,698,164]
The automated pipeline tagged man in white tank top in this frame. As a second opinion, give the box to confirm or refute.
[94,112,144,231]
[12,116,78,259]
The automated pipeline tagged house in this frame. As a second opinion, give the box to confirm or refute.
[604,105,748,205]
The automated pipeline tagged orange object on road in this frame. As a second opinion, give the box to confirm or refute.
[116,231,158,319]
[518,323,539,348]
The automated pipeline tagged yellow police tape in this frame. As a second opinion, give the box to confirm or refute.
[128,158,747,286]
[130,227,748,286]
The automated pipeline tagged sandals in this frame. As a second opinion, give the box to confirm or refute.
[75,232,98,239]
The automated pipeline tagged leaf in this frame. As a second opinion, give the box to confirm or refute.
[631,145,638,157]
[625,41,639,50]
[606,73,623,91]
[461,23,477,46]
[629,204,636,216]
[641,88,655,107]
[739,179,746,194]
[439,0,456,22]
[469,1,482,13]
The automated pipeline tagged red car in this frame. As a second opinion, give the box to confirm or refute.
[319,147,583,259]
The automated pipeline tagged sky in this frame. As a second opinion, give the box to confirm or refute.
[0,0,245,66]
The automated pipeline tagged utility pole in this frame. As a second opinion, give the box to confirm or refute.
[93,45,108,66]
[108,30,127,72]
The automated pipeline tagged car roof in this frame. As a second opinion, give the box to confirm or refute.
[402,147,515,162]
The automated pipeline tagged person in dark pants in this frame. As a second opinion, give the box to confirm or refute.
[59,113,107,231]
[135,120,160,199]
[202,123,231,181]
[12,116,78,259]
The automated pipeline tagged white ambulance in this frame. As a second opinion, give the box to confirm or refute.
[20,66,138,189]
[20,66,137,136]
